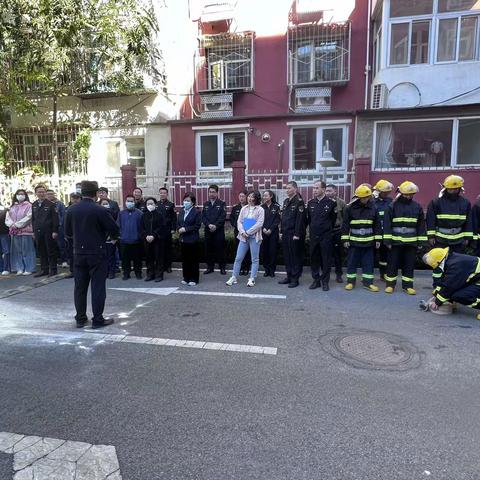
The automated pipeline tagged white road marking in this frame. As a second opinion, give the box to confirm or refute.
[0,431,121,479]
[1,328,278,356]
[110,287,286,300]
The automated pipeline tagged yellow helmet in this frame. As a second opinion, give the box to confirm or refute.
[398,181,419,195]
[354,184,373,198]
[422,247,449,269]
[373,179,394,192]
[442,175,464,189]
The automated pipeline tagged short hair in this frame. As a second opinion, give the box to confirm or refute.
[326,184,337,190]
[34,184,47,192]
[238,189,248,196]
[69,193,81,200]
[159,187,168,193]
[98,187,109,194]
[133,187,143,194]
[248,190,262,206]
[144,196,157,204]
[287,181,298,189]
[208,184,219,192]
[264,189,276,203]
[314,180,326,189]
[125,195,135,201]
[183,192,196,205]
[46,189,55,193]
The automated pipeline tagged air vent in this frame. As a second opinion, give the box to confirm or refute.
[371,84,388,110]
[294,87,331,113]
[200,93,233,119]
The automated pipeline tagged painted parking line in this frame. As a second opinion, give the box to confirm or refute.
[110,287,287,300]
[0,328,278,356]
[0,431,121,479]
[0,273,69,299]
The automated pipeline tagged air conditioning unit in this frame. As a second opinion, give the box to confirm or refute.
[371,83,388,110]
[200,93,233,119]
[294,87,331,113]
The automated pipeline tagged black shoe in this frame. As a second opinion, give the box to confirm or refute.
[220,268,227,275]
[322,283,330,291]
[108,273,115,279]
[75,317,88,328]
[135,272,142,280]
[122,275,130,281]
[167,268,172,273]
[92,318,114,329]
[155,275,164,282]
[263,272,269,277]
[278,278,290,285]
[34,271,48,278]
[288,281,299,288]
[145,276,154,282]
[309,280,321,290]
[48,270,58,277]
[270,272,276,278]
[204,268,214,274]
[336,275,343,284]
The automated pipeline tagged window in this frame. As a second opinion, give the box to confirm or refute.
[292,126,347,171]
[438,0,480,12]
[390,21,430,65]
[437,15,478,61]
[126,137,145,175]
[197,131,246,169]
[374,117,480,169]
[390,0,434,17]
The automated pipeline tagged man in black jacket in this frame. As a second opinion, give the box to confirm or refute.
[32,184,59,277]
[202,184,227,275]
[158,187,177,273]
[65,181,119,329]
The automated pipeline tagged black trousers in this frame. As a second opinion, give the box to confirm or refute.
[282,233,304,281]
[74,254,108,323]
[181,242,199,283]
[332,230,344,277]
[205,229,225,269]
[310,233,333,284]
[386,246,416,289]
[66,239,74,273]
[164,232,173,270]
[145,239,165,279]
[377,243,389,278]
[234,236,251,272]
[120,243,143,276]
[36,229,58,272]
[261,231,279,275]
[450,283,480,310]
[346,246,374,286]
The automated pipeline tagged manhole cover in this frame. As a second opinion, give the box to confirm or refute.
[319,329,423,371]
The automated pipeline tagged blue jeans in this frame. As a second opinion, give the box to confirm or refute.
[233,236,261,278]
[11,235,36,273]
[0,234,10,272]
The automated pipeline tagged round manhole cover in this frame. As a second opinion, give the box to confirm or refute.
[320,329,423,371]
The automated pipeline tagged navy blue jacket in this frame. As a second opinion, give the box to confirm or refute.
[65,198,119,255]
[117,209,143,244]
[178,208,201,244]
[202,199,226,230]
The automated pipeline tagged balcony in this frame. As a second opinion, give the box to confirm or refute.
[199,1,237,24]
[195,31,254,93]
[287,21,351,86]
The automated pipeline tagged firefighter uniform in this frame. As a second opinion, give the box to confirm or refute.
[472,197,480,256]
[373,179,394,280]
[202,198,227,272]
[342,185,381,291]
[306,195,337,289]
[280,194,306,286]
[159,198,177,272]
[32,198,59,276]
[261,201,281,277]
[383,182,427,294]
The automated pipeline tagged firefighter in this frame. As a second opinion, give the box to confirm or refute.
[423,247,480,321]
[383,181,427,295]
[373,179,394,281]
[341,184,382,292]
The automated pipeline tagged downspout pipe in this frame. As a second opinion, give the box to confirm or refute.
[364,0,372,110]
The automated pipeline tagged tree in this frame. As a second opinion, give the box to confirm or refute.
[0,0,165,173]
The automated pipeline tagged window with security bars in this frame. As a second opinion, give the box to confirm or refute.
[5,126,87,177]
[196,32,254,92]
[288,22,351,85]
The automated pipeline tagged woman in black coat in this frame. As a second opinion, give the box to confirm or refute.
[261,190,281,277]
[141,197,167,282]
[177,192,202,286]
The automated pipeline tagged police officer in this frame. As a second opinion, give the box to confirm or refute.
[65,180,119,329]
[278,181,306,288]
[32,184,59,277]
[158,187,177,273]
[306,180,337,291]
[230,189,250,275]
[202,184,227,275]
[373,179,394,281]
[326,184,346,283]
[133,187,146,212]
[261,190,281,277]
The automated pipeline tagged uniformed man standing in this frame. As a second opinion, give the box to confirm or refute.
[326,184,346,283]
[202,184,227,275]
[32,184,59,277]
[306,181,337,291]
[158,187,177,273]
[278,181,306,288]
[65,181,119,329]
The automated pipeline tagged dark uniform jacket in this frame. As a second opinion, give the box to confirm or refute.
[202,199,226,231]
[426,194,473,245]
[140,208,167,240]
[306,196,337,238]
[134,199,146,213]
[383,197,427,246]
[341,199,381,247]
[374,196,393,231]
[281,194,306,237]
[433,252,480,306]
[333,197,346,232]
[472,197,480,243]
[230,203,245,236]
[261,202,281,233]
[159,199,177,231]
[32,199,59,235]
[0,209,9,235]
[178,208,201,244]
[65,198,119,256]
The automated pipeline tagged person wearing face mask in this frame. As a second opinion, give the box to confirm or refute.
[100,199,118,279]
[5,189,36,275]
[177,193,201,286]
[158,187,177,274]
[383,181,427,295]
[117,195,143,280]
[141,197,167,282]
[230,190,250,276]
[0,202,11,275]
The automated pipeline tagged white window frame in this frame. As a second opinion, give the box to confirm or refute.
[289,124,349,174]
[372,116,480,171]
[195,130,248,171]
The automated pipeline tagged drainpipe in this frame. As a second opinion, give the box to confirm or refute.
[364,0,372,110]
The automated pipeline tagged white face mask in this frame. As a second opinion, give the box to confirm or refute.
[147,204,156,212]
[17,195,26,202]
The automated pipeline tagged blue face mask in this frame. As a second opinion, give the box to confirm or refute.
[126,201,135,210]
[183,201,192,210]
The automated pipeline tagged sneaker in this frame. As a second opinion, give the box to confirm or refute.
[385,286,394,294]
[1,270,9,276]
[188,281,197,286]
[226,276,238,286]
[403,288,416,295]
[61,262,69,268]
[16,270,24,276]
[181,280,188,285]
[23,271,32,276]
[345,283,354,290]
[247,278,255,287]
[364,284,379,292]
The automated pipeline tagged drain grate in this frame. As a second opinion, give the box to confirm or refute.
[319,329,423,371]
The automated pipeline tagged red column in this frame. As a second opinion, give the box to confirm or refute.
[231,161,246,197]
[120,164,137,202]
[354,157,372,187]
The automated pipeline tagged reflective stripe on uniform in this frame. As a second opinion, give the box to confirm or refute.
[467,258,480,282]
[362,273,374,279]
[379,261,387,266]
[350,219,374,225]
[432,272,443,278]
[436,214,467,220]
[417,236,428,241]
[427,230,436,236]
[392,217,418,223]
[385,275,397,282]
[389,236,418,242]
[469,298,480,308]
[435,231,471,240]
[341,235,350,241]
[402,276,414,282]
[349,236,375,242]
[347,273,357,279]
[435,293,449,303]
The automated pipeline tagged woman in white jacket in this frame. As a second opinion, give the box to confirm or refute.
[226,191,264,287]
